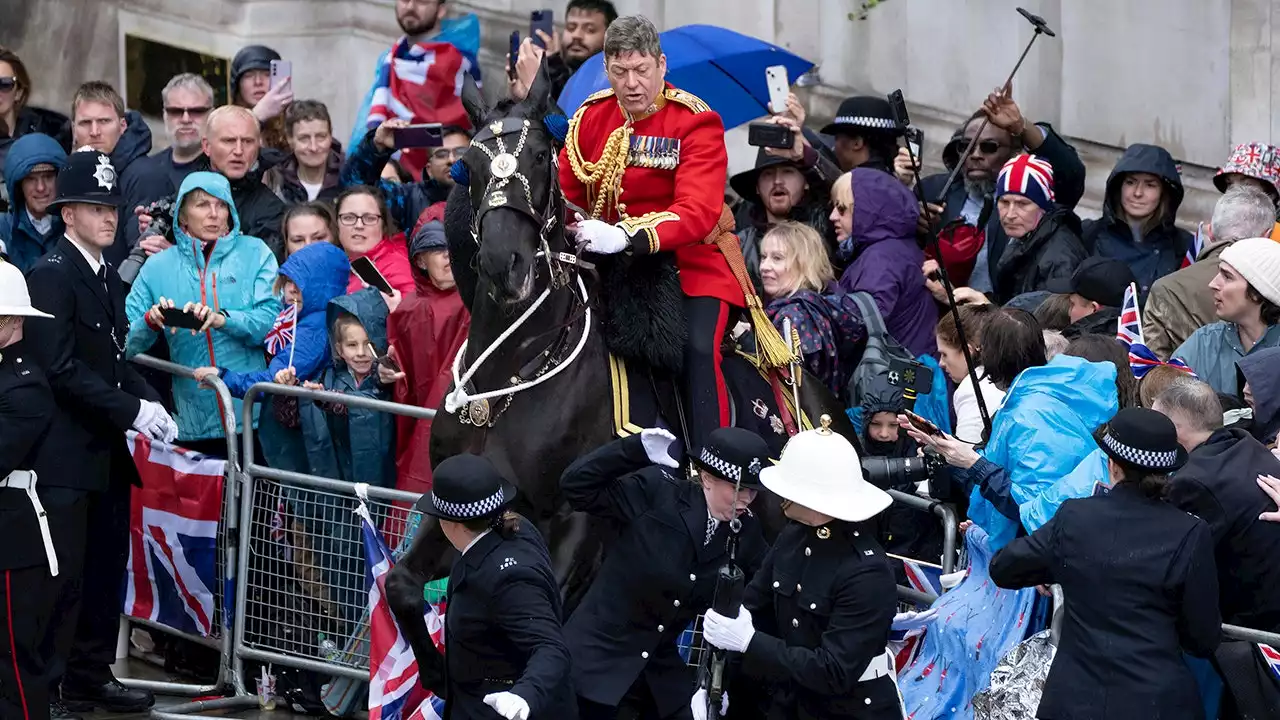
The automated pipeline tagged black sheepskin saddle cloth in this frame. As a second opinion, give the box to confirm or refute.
[595,252,686,374]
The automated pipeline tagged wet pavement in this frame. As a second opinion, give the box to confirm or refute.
[82,660,313,719]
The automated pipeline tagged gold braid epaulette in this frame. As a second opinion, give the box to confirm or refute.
[565,90,632,219]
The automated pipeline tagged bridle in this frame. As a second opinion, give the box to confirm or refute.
[443,115,594,422]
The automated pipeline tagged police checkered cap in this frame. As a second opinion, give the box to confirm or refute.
[430,487,507,520]
[699,446,741,483]
[832,115,897,130]
[1101,432,1179,470]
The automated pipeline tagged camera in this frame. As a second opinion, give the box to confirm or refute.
[861,449,945,490]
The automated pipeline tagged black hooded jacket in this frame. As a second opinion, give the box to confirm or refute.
[1167,428,1280,632]
[1237,346,1280,448]
[993,206,1087,304]
[1082,144,1194,298]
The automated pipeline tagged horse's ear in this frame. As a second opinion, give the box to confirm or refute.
[461,73,487,130]
[524,56,553,114]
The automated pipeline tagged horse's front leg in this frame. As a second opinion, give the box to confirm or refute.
[387,515,453,687]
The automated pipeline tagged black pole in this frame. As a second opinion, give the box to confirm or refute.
[888,7,1057,445]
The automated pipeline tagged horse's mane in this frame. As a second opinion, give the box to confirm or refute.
[444,182,478,308]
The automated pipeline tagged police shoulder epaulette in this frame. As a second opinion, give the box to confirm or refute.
[663,88,710,114]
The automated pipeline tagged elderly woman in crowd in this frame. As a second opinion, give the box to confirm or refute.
[125,171,280,455]
[760,221,864,400]
[833,167,938,356]
[333,185,415,296]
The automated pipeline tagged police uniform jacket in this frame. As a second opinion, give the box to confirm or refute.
[740,520,902,720]
[559,85,744,308]
[559,435,769,715]
[420,519,576,720]
[990,481,1221,720]
[22,236,158,491]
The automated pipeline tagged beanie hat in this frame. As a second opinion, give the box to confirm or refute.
[1219,237,1280,306]
[995,154,1056,211]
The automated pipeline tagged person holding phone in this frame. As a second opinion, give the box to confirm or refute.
[123,172,281,455]
[332,186,415,296]
[231,45,293,156]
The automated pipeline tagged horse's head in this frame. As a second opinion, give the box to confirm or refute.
[459,63,565,304]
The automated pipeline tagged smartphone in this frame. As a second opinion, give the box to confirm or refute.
[887,88,910,130]
[392,123,445,150]
[160,307,206,330]
[747,122,794,150]
[269,59,292,88]
[765,65,789,114]
[508,31,521,79]
[352,256,394,295]
[530,10,554,49]
[905,126,924,161]
[903,409,942,437]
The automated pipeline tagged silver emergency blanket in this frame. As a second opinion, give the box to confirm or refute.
[971,630,1055,720]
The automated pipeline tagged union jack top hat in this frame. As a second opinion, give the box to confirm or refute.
[995,154,1056,211]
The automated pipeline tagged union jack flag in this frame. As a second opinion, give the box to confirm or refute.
[361,498,447,720]
[1115,282,1143,347]
[1128,342,1195,380]
[123,432,224,637]
[1181,222,1205,269]
[265,302,297,356]
[1260,643,1280,682]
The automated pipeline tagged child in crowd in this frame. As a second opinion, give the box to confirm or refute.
[193,241,352,470]
[301,288,396,489]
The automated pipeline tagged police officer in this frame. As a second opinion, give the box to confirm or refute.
[560,427,773,720]
[22,150,176,717]
[699,415,903,720]
[413,453,576,720]
[0,260,67,720]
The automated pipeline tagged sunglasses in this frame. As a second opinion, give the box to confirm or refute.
[0,77,18,93]
[832,202,850,215]
[164,105,212,119]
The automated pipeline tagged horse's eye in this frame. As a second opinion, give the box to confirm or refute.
[535,149,549,163]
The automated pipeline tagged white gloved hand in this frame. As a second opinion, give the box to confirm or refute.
[573,216,629,255]
[703,606,755,653]
[691,687,729,720]
[152,406,179,443]
[482,691,530,720]
[640,427,679,468]
[132,399,162,435]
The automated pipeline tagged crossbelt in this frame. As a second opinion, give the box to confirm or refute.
[858,649,894,682]
[0,470,58,576]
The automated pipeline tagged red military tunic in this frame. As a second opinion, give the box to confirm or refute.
[559,84,745,308]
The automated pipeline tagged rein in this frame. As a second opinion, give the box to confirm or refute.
[443,115,595,423]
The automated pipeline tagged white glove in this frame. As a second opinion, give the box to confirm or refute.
[482,691,530,720]
[640,427,679,468]
[703,606,755,653]
[152,406,179,443]
[574,217,629,255]
[132,400,162,435]
[691,687,729,720]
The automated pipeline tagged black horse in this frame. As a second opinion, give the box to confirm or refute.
[386,64,856,667]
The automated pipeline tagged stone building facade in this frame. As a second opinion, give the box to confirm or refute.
[5,0,1280,222]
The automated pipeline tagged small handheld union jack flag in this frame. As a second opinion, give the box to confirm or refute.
[264,302,297,356]
[1128,342,1195,380]
[1115,282,1143,347]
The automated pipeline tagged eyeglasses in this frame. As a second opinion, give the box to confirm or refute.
[431,146,466,161]
[338,213,383,227]
[832,203,849,215]
[0,77,18,93]
[164,105,212,119]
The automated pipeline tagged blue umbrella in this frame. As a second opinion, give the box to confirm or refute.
[556,25,814,130]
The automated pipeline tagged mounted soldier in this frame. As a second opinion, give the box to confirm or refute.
[561,14,790,456]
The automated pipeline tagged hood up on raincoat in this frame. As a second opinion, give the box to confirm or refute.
[1238,345,1280,446]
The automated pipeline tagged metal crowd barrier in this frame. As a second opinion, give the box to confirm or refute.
[122,354,259,719]
[230,381,435,688]
[886,489,960,606]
